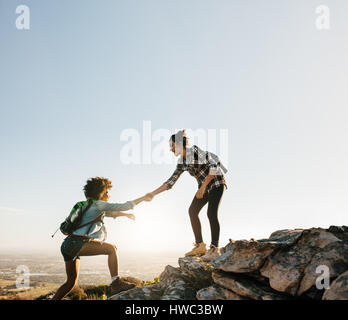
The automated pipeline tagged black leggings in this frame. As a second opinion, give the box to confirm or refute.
[188,185,225,247]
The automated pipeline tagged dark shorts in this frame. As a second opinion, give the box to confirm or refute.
[60,236,89,262]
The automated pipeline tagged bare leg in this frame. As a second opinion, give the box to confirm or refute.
[52,259,80,300]
[78,240,118,277]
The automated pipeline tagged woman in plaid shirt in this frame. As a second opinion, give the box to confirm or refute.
[147,130,227,261]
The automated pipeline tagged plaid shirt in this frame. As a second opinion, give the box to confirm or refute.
[164,145,228,194]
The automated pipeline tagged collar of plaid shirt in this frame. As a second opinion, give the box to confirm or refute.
[178,146,197,166]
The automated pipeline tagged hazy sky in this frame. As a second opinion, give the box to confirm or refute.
[0,1,347,254]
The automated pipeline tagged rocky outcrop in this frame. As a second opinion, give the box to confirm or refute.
[109,226,348,300]
[110,257,213,300]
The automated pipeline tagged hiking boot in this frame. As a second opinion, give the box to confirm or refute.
[110,277,136,295]
[185,242,207,257]
[201,245,221,261]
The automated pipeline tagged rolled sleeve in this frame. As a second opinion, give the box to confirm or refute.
[163,166,184,190]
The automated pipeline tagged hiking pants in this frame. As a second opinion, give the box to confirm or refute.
[188,185,225,247]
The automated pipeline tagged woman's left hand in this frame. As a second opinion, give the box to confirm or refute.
[196,187,206,199]
[127,213,136,221]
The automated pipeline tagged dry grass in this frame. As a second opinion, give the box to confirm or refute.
[0,279,59,300]
[0,275,160,300]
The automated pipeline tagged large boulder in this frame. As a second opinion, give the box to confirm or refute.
[212,271,290,300]
[212,229,304,274]
[298,242,348,295]
[260,228,341,296]
[212,239,282,273]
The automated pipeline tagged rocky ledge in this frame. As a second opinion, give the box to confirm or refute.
[109,226,348,300]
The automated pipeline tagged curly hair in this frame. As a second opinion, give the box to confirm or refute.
[83,177,112,200]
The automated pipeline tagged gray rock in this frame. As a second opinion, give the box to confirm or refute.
[161,279,197,300]
[159,265,188,283]
[260,228,341,296]
[322,271,348,300]
[212,239,283,273]
[159,264,197,300]
[109,284,163,300]
[212,271,290,300]
[327,225,348,233]
[265,229,304,245]
[178,257,213,285]
[298,242,348,296]
[197,285,247,300]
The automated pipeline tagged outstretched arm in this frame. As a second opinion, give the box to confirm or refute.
[98,194,152,218]
[147,165,184,199]
[113,211,135,220]
[146,184,168,199]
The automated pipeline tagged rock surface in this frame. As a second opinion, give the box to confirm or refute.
[109,226,348,300]
[212,271,290,300]
[197,285,246,300]
[322,271,348,300]
[259,228,342,296]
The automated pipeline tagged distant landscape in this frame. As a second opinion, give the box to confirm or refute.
[0,251,180,299]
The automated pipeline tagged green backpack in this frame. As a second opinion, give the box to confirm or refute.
[52,199,100,237]
[59,199,95,236]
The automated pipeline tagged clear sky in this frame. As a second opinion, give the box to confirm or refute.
[0,1,347,254]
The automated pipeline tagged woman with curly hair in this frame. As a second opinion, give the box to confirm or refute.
[52,177,152,300]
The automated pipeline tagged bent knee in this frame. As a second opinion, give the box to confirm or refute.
[105,243,117,254]
[66,278,78,290]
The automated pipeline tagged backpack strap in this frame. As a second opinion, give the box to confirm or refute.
[69,199,94,233]
[83,214,104,236]
[74,199,104,236]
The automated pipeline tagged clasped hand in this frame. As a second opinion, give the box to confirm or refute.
[144,193,154,201]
